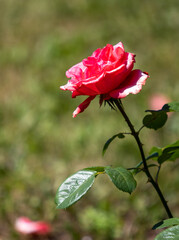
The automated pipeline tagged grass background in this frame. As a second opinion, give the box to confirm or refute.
[0,0,179,239]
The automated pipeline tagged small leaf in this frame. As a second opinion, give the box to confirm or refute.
[143,112,168,130]
[149,147,163,157]
[162,102,179,112]
[105,167,136,194]
[165,140,179,149]
[55,170,96,209]
[143,102,179,130]
[154,225,179,240]
[158,147,179,164]
[102,133,125,156]
[148,141,179,165]
[153,218,179,230]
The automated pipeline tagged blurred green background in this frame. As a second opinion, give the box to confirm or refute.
[0,0,179,239]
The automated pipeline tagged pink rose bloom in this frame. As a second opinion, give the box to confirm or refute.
[15,217,51,235]
[60,42,149,117]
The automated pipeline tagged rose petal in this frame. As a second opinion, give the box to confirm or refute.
[113,42,124,51]
[73,96,96,118]
[72,52,135,96]
[109,70,149,99]
[66,62,86,79]
[60,83,76,91]
[71,73,105,97]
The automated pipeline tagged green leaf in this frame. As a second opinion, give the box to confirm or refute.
[105,167,136,194]
[158,146,179,164]
[153,218,179,230]
[55,170,96,209]
[143,102,179,130]
[148,141,179,165]
[154,225,179,240]
[149,147,163,157]
[143,111,168,130]
[162,102,179,112]
[102,133,125,156]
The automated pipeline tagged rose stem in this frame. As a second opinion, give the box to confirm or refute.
[112,98,173,218]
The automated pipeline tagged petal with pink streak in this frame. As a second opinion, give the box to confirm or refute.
[66,62,86,78]
[73,96,96,118]
[73,52,135,96]
[109,70,149,99]
[60,83,76,91]
[71,73,105,97]
[113,42,124,51]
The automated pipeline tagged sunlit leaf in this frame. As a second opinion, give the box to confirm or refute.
[105,167,136,194]
[55,170,97,209]
[153,218,179,230]
[162,102,179,112]
[149,147,162,157]
[154,225,179,240]
[148,141,179,164]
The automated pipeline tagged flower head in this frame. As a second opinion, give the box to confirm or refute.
[60,42,149,117]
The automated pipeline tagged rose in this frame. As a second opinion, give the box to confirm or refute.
[15,217,51,235]
[60,42,149,117]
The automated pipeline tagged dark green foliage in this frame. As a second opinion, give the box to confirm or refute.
[143,102,179,130]
[143,111,168,130]
[105,167,137,194]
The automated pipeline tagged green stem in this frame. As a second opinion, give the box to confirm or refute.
[113,99,173,218]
